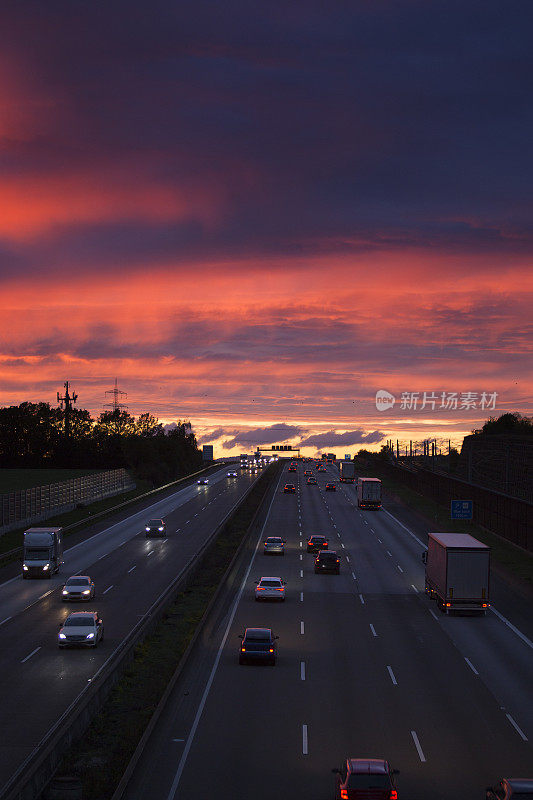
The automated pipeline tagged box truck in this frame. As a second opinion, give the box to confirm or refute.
[357,477,382,508]
[22,527,63,579]
[339,461,356,483]
[422,532,490,614]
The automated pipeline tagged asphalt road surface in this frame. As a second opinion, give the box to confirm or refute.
[0,464,262,793]
[122,461,533,800]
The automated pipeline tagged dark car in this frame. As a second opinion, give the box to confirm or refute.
[315,550,340,574]
[333,758,399,800]
[325,482,337,491]
[487,779,533,799]
[283,483,296,494]
[307,535,329,553]
[145,519,166,538]
[304,470,313,477]
[306,476,317,485]
[288,465,296,472]
[238,627,278,665]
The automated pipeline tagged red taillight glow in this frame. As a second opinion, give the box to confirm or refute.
[446,602,451,607]
[390,791,398,799]
[269,648,274,653]
[341,791,348,799]
[241,648,246,652]
[482,603,488,607]
[257,587,265,590]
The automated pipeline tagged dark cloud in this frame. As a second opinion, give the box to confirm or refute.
[299,429,385,448]
[222,423,304,449]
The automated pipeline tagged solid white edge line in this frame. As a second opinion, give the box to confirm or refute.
[300,661,306,680]
[464,657,479,675]
[429,609,438,621]
[491,606,533,650]
[21,646,40,663]
[387,665,397,685]
[411,730,426,762]
[506,713,528,741]
[302,724,308,755]
[382,508,426,548]
[165,469,284,800]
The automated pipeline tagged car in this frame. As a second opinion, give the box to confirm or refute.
[58,611,104,648]
[227,471,238,478]
[61,575,95,601]
[288,465,296,472]
[486,779,533,799]
[306,476,317,485]
[283,483,296,493]
[307,534,329,553]
[255,576,285,601]
[332,758,399,799]
[263,536,286,555]
[197,478,209,485]
[238,627,278,665]
[325,482,337,491]
[318,465,326,472]
[304,470,312,477]
[145,519,166,537]
[315,550,340,574]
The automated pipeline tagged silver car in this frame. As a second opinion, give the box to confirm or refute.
[255,576,286,601]
[62,575,95,601]
[58,611,104,648]
[263,536,286,555]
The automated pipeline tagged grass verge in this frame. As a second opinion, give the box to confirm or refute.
[353,459,533,587]
[50,463,280,799]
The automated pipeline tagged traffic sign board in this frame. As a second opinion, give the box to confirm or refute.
[451,500,473,520]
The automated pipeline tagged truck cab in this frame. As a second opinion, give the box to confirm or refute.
[22,527,63,579]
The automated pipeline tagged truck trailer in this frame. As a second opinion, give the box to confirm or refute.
[339,461,356,483]
[357,477,382,508]
[422,532,490,614]
[22,527,63,579]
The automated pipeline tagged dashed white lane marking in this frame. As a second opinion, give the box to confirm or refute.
[397,565,404,573]
[464,657,479,675]
[346,556,350,563]
[300,661,306,680]
[369,624,377,637]
[39,590,54,600]
[172,739,185,742]
[387,550,392,557]
[300,569,304,578]
[429,609,438,621]
[300,554,303,561]
[341,543,345,548]
[411,730,426,762]
[0,616,12,626]
[337,532,341,538]
[300,592,303,602]
[387,666,398,685]
[506,713,528,741]
[103,585,114,595]
[370,528,375,533]
[21,647,40,663]
[411,584,419,593]
[175,529,180,533]
[128,565,137,573]
[359,594,365,605]
[352,571,357,580]
[147,550,154,557]
[377,538,382,543]
[98,553,108,560]
[300,541,302,548]
[302,724,308,755]
[300,621,305,635]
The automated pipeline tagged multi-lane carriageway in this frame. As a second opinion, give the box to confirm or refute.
[121,461,533,800]
[0,463,262,794]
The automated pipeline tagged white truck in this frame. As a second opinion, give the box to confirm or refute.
[339,461,356,483]
[357,477,382,509]
[22,527,63,579]
[422,532,490,614]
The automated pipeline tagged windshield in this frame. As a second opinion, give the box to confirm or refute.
[64,617,95,627]
[245,630,271,640]
[66,578,90,586]
[147,520,162,526]
[260,580,281,587]
[348,774,389,789]
[267,538,283,543]
[25,549,50,560]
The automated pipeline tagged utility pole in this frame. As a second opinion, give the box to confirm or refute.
[57,381,78,439]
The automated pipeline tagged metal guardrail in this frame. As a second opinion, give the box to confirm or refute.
[0,462,265,800]
[0,462,234,563]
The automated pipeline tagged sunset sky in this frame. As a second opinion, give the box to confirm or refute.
[1,1,531,457]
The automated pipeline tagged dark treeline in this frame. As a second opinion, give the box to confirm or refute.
[0,402,203,485]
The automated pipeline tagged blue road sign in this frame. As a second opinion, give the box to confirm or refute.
[451,500,473,520]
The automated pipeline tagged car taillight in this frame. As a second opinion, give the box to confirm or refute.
[276,587,283,591]
[241,648,246,652]
[337,559,340,563]
[341,791,348,799]
[482,603,489,607]
[269,648,274,653]
[390,791,397,799]
[446,602,451,607]
[257,587,265,590]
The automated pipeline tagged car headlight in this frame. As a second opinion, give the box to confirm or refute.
[59,633,66,639]
[23,564,28,571]
[43,564,49,570]
[145,527,150,531]
[86,633,95,639]
[82,589,91,595]
[62,590,69,595]
[158,527,164,531]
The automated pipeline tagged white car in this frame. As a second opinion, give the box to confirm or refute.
[197,478,209,485]
[58,611,104,648]
[62,575,95,601]
[227,471,238,478]
[255,576,286,601]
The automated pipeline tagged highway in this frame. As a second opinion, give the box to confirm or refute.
[122,461,533,800]
[0,463,261,793]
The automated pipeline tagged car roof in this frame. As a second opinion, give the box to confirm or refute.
[348,759,389,774]
[147,519,163,524]
[317,550,338,557]
[259,576,283,582]
[66,575,91,581]
[507,780,533,791]
[66,611,97,619]
[244,627,273,637]
[309,534,327,539]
